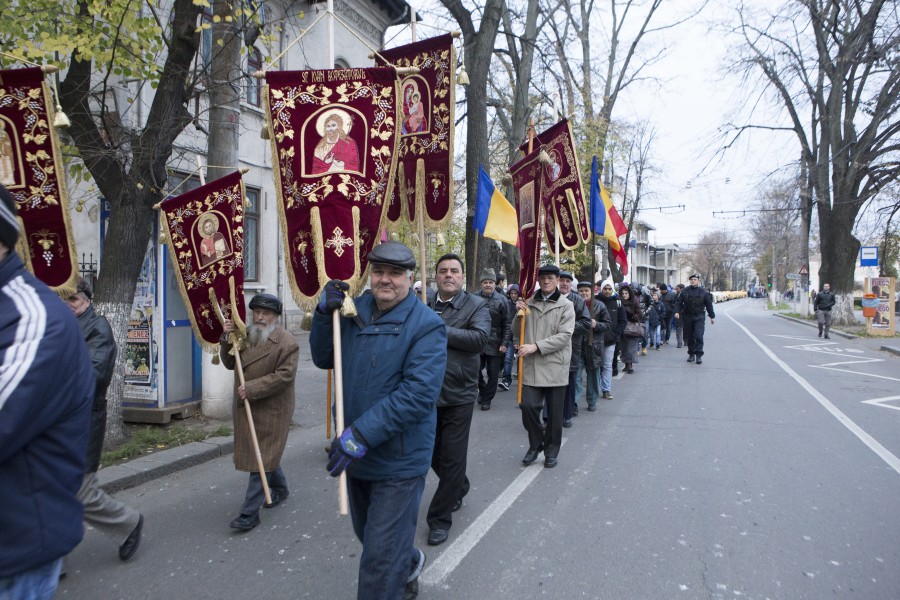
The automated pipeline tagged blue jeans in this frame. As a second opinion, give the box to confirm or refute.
[348,475,426,600]
[600,343,615,393]
[573,363,585,405]
[0,558,62,600]
[649,324,661,348]
[583,363,601,406]
[240,466,288,516]
[502,345,516,383]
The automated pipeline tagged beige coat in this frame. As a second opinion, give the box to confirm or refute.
[513,291,574,387]
[220,327,300,472]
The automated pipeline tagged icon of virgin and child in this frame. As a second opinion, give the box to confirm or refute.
[400,78,428,135]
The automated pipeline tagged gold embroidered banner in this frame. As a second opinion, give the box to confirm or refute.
[157,171,247,351]
[509,149,545,300]
[0,67,77,293]
[376,34,455,230]
[264,67,400,305]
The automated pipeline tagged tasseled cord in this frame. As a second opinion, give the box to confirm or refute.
[341,295,357,317]
[300,311,313,331]
[211,353,221,365]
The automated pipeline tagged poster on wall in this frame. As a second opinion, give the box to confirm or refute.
[123,241,158,401]
[866,277,896,334]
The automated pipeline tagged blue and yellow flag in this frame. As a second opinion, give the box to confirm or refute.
[474,166,518,246]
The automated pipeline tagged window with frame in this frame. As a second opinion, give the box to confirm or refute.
[246,48,262,107]
[244,188,260,281]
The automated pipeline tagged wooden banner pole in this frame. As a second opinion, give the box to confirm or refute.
[332,310,350,516]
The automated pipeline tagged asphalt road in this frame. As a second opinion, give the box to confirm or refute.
[58,298,900,599]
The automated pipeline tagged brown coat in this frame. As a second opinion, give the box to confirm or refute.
[220,327,300,472]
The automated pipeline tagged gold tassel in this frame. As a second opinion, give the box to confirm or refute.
[341,294,358,317]
[538,149,551,165]
[457,64,470,86]
[436,232,446,247]
[211,353,220,365]
[391,232,399,241]
[159,233,168,245]
[53,104,70,128]
[411,232,419,246]
[300,311,312,331]
[245,198,252,208]
[260,124,270,139]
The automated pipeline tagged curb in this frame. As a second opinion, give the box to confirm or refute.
[880,345,900,357]
[772,312,857,339]
[98,435,234,494]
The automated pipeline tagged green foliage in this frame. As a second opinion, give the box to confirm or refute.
[100,424,231,466]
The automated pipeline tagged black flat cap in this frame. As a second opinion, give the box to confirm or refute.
[689,274,700,279]
[577,281,592,289]
[558,270,574,281]
[538,264,560,276]
[249,293,283,315]
[367,241,416,270]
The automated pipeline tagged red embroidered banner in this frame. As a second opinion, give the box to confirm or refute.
[521,119,588,250]
[264,67,399,304]
[0,67,78,293]
[510,149,545,300]
[376,35,455,229]
[157,171,247,351]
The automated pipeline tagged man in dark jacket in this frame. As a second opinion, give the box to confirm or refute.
[476,268,511,411]
[813,283,836,338]
[576,281,611,410]
[558,271,591,427]
[66,278,143,561]
[597,280,626,399]
[671,283,685,347]
[499,284,520,390]
[310,242,447,600]
[674,274,716,365]
[0,185,93,596]
[425,254,489,546]
[658,283,677,344]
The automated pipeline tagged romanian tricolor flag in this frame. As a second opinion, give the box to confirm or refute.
[474,166,518,246]
[589,156,629,275]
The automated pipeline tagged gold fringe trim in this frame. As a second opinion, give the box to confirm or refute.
[14,216,33,274]
[229,275,247,335]
[414,157,426,229]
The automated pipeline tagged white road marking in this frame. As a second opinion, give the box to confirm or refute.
[421,439,567,586]
[725,307,900,476]
[861,396,900,412]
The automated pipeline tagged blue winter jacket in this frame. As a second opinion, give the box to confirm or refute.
[310,290,447,480]
[0,253,93,577]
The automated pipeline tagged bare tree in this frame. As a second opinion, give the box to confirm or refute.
[684,231,746,291]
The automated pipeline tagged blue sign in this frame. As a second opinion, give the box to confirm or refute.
[860,246,878,267]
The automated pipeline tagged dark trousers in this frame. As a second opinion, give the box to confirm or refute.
[563,369,578,420]
[661,316,671,342]
[239,466,287,516]
[478,354,503,405]
[348,475,426,600]
[427,402,474,531]
[521,385,566,459]
[683,315,707,357]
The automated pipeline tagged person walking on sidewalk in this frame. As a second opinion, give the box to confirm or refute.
[309,242,447,600]
[813,283,836,339]
[425,254,489,547]
[66,278,144,562]
[514,265,575,469]
[0,185,93,599]
[658,283,676,344]
[674,275,716,365]
[220,293,300,532]
[618,285,643,374]
[476,269,511,410]
[499,284,520,391]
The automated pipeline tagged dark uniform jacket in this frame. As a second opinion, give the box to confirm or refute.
[566,290,593,371]
[674,285,715,319]
[76,304,117,474]
[428,289,490,407]
[478,289,512,356]
[813,290,836,311]
[581,299,612,369]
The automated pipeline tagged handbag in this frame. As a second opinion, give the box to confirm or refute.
[623,320,646,338]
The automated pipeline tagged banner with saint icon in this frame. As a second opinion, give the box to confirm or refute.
[521,119,589,250]
[156,171,247,352]
[0,67,78,293]
[264,67,400,304]
[375,35,455,229]
[509,149,545,300]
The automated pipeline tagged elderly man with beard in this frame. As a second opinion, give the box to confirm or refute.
[220,294,299,532]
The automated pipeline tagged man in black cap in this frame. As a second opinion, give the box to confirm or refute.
[221,293,300,531]
[310,241,447,600]
[513,264,575,468]
[477,268,511,411]
[557,271,591,426]
[673,275,715,364]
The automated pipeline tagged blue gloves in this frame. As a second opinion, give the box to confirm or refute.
[327,427,368,477]
[318,279,349,314]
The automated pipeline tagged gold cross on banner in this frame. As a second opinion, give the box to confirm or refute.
[325,227,353,257]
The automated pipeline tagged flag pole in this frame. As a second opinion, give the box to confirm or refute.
[332,310,350,516]
[517,122,536,406]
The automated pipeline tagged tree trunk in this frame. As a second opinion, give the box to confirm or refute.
[208,0,241,182]
[817,202,860,325]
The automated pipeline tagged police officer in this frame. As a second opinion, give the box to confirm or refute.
[673,274,715,365]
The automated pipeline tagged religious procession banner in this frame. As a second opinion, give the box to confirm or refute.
[264,67,400,305]
[375,34,455,229]
[0,67,78,293]
[157,171,247,352]
[509,149,545,300]
[521,119,589,250]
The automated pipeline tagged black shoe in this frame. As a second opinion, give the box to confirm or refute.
[404,579,419,600]
[480,403,491,411]
[427,528,449,546]
[677,344,682,348]
[696,358,702,365]
[612,369,619,376]
[264,488,289,508]
[119,514,144,561]
[452,498,462,512]
[687,355,695,363]
[229,513,260,532]
[563,419,573,428]
[818,330,823,337]
[602,391,613,400]
[824,335,830,339]
[522,446,542,466]
[573,405,579,416]
[544,457,558,468]
[587,404,597,411]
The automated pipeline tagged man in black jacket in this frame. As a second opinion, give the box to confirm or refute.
[658,283,676,344]
[476,268,511,411]
[558,272,592,426]
[597,280,626,399]
[576,281,611,410]
[66,278,144,562]
[813,283,836,338]
[673,275,715,365]
[425,254,490,547]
